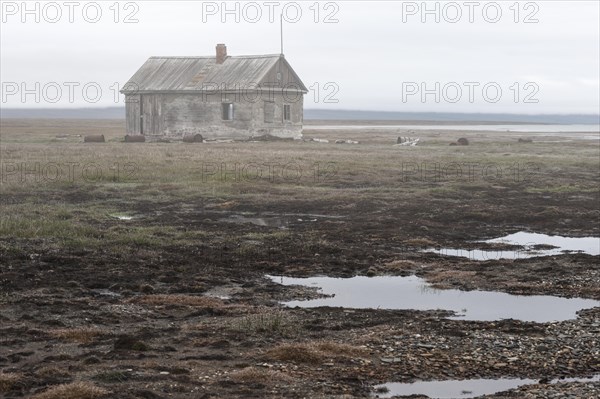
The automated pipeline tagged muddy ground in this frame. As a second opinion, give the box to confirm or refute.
[0,120,599,398]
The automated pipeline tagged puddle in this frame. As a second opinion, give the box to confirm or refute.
[268,275,600,322]
[203,285,243,300]
[110,214,135,221]
[373,375,600,398]
[373,378,536,398]
[90,289,121,298]
[425,232,599,260]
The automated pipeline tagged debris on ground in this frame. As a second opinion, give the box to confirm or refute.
[450,137,470,146]
[394,137,420,146]
[182,134,204,143]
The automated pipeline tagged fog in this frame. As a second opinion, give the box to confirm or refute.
[1,1,599,113]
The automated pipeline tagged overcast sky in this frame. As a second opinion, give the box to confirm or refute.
[1,0,599,113]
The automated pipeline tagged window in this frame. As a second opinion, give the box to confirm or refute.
[283,104,291,121]
[264,101,275,123]
[222,103,233,120]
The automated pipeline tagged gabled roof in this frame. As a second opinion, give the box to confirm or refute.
[121,55,307,93]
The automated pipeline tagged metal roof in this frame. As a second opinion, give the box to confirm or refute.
[122,55,307,93]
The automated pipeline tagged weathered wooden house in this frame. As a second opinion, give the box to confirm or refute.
[121,44,307,141]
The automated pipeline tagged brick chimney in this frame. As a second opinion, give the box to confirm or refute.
[216,44,227,64]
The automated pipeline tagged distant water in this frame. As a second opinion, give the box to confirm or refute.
[268,275,600,322]
[3,108,598,125]
[307,124,600,133]
[303,110,600,125]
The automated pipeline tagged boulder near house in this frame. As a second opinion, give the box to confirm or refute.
[121,44,307,141]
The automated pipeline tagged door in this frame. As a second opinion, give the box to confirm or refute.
[141,95,160,135]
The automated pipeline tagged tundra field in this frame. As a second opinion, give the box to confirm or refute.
[0,119,599,399]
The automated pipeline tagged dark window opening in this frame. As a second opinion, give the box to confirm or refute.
[283,104,291,121]
[222,103,233,120]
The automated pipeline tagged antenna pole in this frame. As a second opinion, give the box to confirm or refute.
[280,13,284,55]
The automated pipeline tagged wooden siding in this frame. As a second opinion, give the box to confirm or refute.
[125,92,302,139]
[125,95,140,135]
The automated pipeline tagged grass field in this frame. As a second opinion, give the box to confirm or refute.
[2,119,597,250]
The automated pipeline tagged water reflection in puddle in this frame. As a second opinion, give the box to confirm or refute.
[268,275,600,322]
[90,289,121,298]
[110,214,134,221]
[373,375,600,398]
[425,232,599,260]
[374,378,535,398]
[203,285,243,300]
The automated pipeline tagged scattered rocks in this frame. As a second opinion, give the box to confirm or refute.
[449,137,470,146]
[380,357,403,364]
[366,267,378,277]
[361,307,600,388]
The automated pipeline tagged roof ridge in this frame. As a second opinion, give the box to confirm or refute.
[149,55,281,59]
[149,56,213,59]
[233,54,282,58]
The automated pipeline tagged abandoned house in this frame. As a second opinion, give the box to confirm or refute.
[121,44,307,140]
